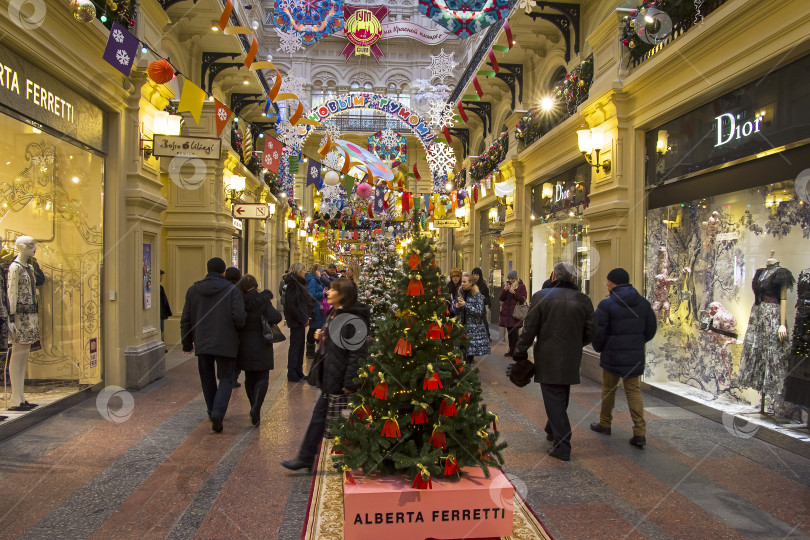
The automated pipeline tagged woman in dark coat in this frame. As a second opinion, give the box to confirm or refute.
[283,263,314,382]
[471,267,491,340]
[499,270,527,357]
[236,275,282,426]
[282,277,370,471]
[305,265,325,359]
[457,272,491,363]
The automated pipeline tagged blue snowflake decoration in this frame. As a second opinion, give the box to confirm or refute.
[367,130,407,169]
[273,0,344,46]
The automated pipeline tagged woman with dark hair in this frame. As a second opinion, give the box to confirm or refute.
[283,262,314,382]
[457,272,490,363]
[471,267,491,340]
[235,274,282,426]
[447,267,462,316]
[305,264,325,360]
[282,277,370,471]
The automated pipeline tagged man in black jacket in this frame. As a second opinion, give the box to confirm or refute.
[513,262,594,461]
[180,257,247,433]
[590,268,657,448]
[283,263,313,382]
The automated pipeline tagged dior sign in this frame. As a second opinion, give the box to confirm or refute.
[714,112,764,147]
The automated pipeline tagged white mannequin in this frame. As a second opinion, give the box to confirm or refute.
[6,236,39,411]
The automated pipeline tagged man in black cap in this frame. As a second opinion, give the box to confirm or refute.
[180,257,246,433]
[590,268,657,448]
[513,262,593,461]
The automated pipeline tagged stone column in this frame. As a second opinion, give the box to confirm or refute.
[122,71,169,389]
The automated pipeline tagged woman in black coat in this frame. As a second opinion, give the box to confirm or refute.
[236,274,282,426]
[283,262,314,382]
[282,277,370,471]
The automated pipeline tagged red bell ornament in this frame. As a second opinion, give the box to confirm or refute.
[147,59,174,84]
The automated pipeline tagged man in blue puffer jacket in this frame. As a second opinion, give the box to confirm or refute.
[590,268,657,448]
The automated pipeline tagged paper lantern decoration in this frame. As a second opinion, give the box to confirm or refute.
[357,182,373,199]
[147,59,174,84]
[324,170,340,186]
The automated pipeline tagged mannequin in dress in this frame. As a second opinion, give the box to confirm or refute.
[652,245,690,324]
[738,250,795,413]
[6,236,41,412]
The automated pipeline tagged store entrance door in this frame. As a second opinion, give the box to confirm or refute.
[480,231,504,325]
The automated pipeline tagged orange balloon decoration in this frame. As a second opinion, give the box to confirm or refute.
[147,59,174,84]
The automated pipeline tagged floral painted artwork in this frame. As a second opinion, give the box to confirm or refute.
[273,0,344,46]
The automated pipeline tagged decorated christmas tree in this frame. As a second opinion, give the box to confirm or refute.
[358,239,402,334]
[332,234,506,489]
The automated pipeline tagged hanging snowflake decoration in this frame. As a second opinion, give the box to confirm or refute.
[275,28,304,56]
[273,74,305,99]
[427,140,456,180]
[275,120,305,150]
[428,99,456,129]
[320,120,343,148]
[323,148,344,172]
[380,128,400,149]
[112,28,125,43]
[428,48,457,84]
[411,80,451,116]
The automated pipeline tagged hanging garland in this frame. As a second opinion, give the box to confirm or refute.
[620,0,699,61]
[470,131,508,182]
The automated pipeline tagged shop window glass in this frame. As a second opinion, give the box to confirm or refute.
[0,114,104,406]
[644,179,810,419]
[530,218,591,295]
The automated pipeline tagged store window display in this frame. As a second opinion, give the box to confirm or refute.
[645,180,809,419]
[1,113,104,417]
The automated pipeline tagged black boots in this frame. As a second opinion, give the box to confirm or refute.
[281,458,313,471]
[305,342,315,359]
[590,422,612,435]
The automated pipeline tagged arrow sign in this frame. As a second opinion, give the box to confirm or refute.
[232,203,271,219]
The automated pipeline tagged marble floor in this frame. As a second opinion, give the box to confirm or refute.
[0,334,808,540]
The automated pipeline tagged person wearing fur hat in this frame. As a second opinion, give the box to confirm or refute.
[590,268,657,449]
[500,270,527,357]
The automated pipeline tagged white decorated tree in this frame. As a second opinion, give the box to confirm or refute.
[358,240,402,334]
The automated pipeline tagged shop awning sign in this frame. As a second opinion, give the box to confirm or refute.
[153,135,222,160]
[232,203,271,219]
[434,218,461,228]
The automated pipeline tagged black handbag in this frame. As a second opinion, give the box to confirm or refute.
[262,315,285,344]
[307,350,325,387]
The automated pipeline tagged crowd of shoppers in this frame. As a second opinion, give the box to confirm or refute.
[178,255,655,464]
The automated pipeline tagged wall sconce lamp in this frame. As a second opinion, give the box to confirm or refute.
[286,218,296,229]
[224,173,247,205]
[656,129,669,157]
[140,110,182,159]
[298,229,307,238]
[577,127,611,173]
